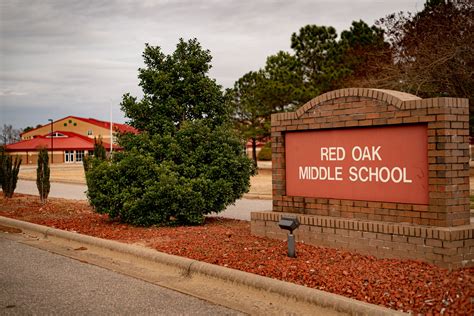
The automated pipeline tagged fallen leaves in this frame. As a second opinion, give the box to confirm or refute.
[1,194,473,315]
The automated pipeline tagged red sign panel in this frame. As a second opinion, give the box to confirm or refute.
[285,125,428,204]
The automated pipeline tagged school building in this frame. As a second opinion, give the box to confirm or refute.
[5,116,138,164]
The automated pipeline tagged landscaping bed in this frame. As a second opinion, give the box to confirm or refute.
[1,194,473,315]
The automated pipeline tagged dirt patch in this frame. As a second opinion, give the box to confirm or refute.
[19,164,86,184]
[0,194,472,315]
[246,168,271,198]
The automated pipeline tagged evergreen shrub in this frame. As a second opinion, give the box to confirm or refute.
[36,148,50,203]
[86,121,254,226]
[1,152,21,198]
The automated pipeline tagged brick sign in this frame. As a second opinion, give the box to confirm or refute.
[285,124,428,204]
[252,88,472,269]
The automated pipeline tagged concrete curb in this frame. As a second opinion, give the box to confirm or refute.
[0,216,404,316]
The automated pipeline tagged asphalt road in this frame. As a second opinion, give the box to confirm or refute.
[0,233,241,315]
[15,180,272,221]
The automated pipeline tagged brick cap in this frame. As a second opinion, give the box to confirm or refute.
[294,88,421,118]
[271,88,469,121]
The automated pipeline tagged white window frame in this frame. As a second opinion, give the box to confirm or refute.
[65,150,74,163]
[75,150,85,162]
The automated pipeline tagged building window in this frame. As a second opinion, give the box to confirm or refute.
[87,130,93,136]
[64,123,67,126]
[75,150,85,162]
[65,151,74,163]
[48,132,66,138]
[88,150,93,156]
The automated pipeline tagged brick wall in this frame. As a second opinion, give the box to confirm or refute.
[251,88,473,268]
[251,212,474,269]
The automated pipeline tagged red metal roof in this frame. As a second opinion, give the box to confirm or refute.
[76,117,138,134]
[6,131,119,152]
[20,115,138,137]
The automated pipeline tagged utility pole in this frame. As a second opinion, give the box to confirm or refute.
[48,119,53,164]
[110,102,113,157]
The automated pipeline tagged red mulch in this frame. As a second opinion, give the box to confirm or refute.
[1,194,473,315]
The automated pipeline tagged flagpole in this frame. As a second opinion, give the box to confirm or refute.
[110,101,113,156]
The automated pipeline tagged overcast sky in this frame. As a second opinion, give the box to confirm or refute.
[1,0,425,129]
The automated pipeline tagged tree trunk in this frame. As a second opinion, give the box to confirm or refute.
[252,137,257,167]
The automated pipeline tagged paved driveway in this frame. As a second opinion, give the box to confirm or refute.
[0,234,242,315]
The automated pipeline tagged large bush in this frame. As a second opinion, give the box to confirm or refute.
[86,39,254,226]
[86,121,254,226]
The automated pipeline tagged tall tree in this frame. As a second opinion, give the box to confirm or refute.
[226,71,270,164]
[227,51,314,164]
[260,51,315,112]
[338,20,392,87]
[374,0,473,132]
[290,25,345,93]
[376,0,473,99]
[121,38,228,136]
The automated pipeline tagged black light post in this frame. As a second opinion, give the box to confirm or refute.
[48,119,53,164]
[278,215,300,258]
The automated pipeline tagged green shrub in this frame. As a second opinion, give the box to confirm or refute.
[86,121,255,226]
[2,152,21,198]
[36,148,50,203]
[257,142,272,161]
[83,136,107,173]
[86,39,255,226]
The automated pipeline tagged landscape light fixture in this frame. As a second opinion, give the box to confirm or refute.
[278,215,300,258]
[48,119,53,164]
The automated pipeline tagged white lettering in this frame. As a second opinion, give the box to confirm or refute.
[335,167,343,181]
[372,146,382,161]
[337,147,346,161]
[349,167,358,181]
[359,167,369,182]
[320,148,329,161]
[299,166,345,181]
[351,146,383,161]
[352,146,362,161]
[346,166,413,184]
[379,167,390,183]
[403,168,412,183]
[321,147,345,161]
[362,147,371,160]
[391,167,403,183]
[319,167,327,180]
[299,166,310,179]
[369,167,379,182]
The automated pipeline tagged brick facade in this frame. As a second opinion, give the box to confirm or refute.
[251,88,473,269]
